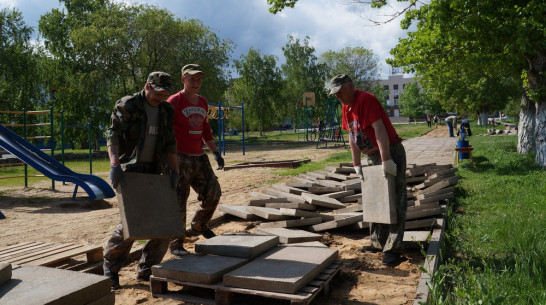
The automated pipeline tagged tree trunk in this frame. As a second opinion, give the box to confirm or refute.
[535,101,546,168]
[477,111,489,126]
[517,92,536,155]
[525,51,546,167]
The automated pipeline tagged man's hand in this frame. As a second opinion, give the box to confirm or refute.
[170,169,179,189]
[354,165,365,181]
[213,151,224,170]
[382,159,397,177]
[109,164,127,188]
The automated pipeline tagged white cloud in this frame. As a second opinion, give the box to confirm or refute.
[7,0,412,78]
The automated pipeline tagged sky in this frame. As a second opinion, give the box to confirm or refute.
[0,0,413,78]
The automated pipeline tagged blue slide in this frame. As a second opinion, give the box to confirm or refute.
[0,124,115,200]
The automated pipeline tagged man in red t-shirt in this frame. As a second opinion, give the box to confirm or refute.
[331,74,407,267]
[167,64,224,256]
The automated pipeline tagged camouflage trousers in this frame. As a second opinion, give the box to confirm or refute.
[170,154,222,250]
[366,141,407,254]
[103,163,170,277]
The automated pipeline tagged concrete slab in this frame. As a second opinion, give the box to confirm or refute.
[279,208,336,221]
[301,193,346,209]
[262,189,305,204]
[223,243,338,293]
[152,254,248,284]
[218,204,258,220]
[416,187,455,200]
[0,262,11,286]
[415,193,454,205]
[308,214,363,232]
[0,266,112,305]
[403,231,431,242]
[407,207,445,220]
[248,198,289,206]
[265,202,316,211]
[323,190,356,199]
[256,228,322,244]
[307,186,343,194]
[246,206,292,220]
[258,217,323,229]
[361,165,397,224]
[194,234,279,259]
[116,172,183,239]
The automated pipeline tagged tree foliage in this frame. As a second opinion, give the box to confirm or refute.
[38,0,233,148]
[320,46,380,91]
[398,81,427,120]
[281,36,328,128]
[225,48,283,135]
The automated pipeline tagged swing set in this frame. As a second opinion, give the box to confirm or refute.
[207,102,246,155]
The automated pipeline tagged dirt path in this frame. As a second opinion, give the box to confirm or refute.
[0,130,446,304]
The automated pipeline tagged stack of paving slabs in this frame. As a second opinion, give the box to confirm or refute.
[219,162,459,246]
[150,234,339,302]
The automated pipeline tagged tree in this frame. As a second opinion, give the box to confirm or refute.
[266,0,546,167]
[39,0,232,148]
[0,8,46,112]
[281,36,328,131]
[398,81,426,121]
[320,46,381,91]
[225,48,283,135]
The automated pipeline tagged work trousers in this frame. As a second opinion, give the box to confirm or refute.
[170,154,222,250]
[103,162,170,277]
[367,141,407,254]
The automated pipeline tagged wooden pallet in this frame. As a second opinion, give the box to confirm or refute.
[0,242,103,274]
[151,260,342,305]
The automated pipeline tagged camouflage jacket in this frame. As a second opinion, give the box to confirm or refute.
[105,90,177,169]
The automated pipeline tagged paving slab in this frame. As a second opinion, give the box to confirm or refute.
[406,207,445,220]
[218,204,258,220]
[195,234,279,259]
[116,172,183,239]
[264,202,316,211]
[246,206,293,220]
[361,165,397,224]
[152,254,248,284]
[307,186,343,194]
[256,228,322,244]
[403,231,431,242]
[308,214,363,232]
[223,243,338,293]
[248,197,289,206]
[0,266,112,305]
[323,190,356,199]
[416,187,455,200]
[258,217,323,229]
[0,261,11,286]
[415,193,454,205]
[262,189,306,204]
[301,193,346,209]
[279,208,336,221]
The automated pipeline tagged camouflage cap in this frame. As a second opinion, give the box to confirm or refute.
[147,71,173,91]
[329,74,352,96]
[181,64,204,76]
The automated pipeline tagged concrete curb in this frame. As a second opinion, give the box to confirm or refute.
[413,203,448,304]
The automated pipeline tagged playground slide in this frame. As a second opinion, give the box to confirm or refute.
[0,124,115,200]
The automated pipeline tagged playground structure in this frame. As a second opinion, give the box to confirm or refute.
[295,92,317,142]
[207,102,245,155]
[0,109,114,200]
[316,97,346,149]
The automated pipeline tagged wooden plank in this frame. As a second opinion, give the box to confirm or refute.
[30,245,103,267]
[12,244,82,265]
[0,242,45,255]
[0,243,56,260]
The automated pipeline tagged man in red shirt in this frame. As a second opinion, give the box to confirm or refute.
[331,74,407,267]
[167,64,224,256]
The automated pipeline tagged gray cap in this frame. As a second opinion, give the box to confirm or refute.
[147,71,173,91]
[329,74,352,95]
[181,64,204,76]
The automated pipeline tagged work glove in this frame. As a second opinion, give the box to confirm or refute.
[109,164,127,188]
[170,169,179,189]
[354,165,365,181]
[382,159,397,177]
[213,151,224,170]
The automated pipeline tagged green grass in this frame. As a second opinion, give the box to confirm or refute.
[394,122,432,139]
[427,134,546,304]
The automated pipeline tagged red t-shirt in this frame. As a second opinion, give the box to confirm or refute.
[167,92,214,156]
[341,90,402,156]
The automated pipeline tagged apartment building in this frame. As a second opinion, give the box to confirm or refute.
[377,72,415,117]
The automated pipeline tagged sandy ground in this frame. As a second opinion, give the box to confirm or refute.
[0,126,448,305]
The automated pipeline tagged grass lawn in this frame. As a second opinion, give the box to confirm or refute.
[428,132,546,304]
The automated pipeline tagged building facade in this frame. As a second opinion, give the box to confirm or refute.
[377,73,415,117]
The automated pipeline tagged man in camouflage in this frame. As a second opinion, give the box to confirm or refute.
[167,64,223,256]
[330,74,407,267]
[103,71,179,290]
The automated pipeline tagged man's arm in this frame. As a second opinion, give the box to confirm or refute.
[205,139,218,154]
[349,136,361,166]
[166,152,179,174]
[371,119,391,161]
[108,144,121,165]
